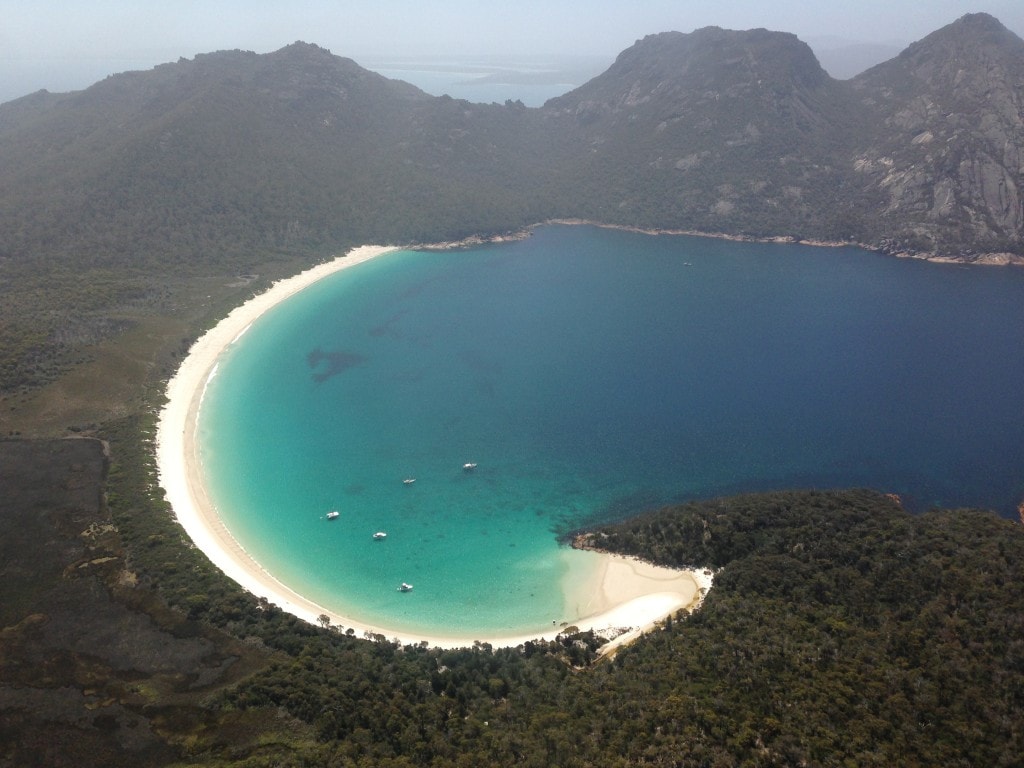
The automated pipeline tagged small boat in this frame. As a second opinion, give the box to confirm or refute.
[403,478,416,485]
[462,462,477,471]
[326,510,340,520]
[398,582,413,592]
[373,531,387,540]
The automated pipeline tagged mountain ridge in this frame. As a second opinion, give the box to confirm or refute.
[848,13,1024,257]
[2,12,1015,264]
[1,13,1023,397]
[2,15,1022,262]
[539,25,869,244]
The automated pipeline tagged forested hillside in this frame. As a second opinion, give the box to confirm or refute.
[1,14,1023,399]
[0,43,549,396]
[542,26,871,239]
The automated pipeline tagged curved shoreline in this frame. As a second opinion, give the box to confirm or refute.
[421,218,1024,266]
[155,243,712,649]
[543,218,1024,265]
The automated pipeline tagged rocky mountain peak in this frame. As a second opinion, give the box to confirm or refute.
[886,12,1024,87]
[850,13,1024,257]
[273,40,333,57]
[549,25,831,115]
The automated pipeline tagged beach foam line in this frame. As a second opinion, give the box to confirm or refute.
[155,242,713,650]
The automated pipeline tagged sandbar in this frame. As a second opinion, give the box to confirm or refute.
[155,244,713,649]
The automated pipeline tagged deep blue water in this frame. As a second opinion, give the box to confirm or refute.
[199,225,1024,637]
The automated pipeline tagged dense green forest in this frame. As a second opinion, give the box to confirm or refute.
[230,491,1022,766]
[100,419,1024,767]
[14,419,1018,765]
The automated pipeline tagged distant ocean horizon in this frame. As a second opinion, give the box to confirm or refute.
[0,43,903,109]
[198,225,1024,638]
[359,54,607,106]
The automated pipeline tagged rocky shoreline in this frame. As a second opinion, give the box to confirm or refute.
[411,219,1024,266]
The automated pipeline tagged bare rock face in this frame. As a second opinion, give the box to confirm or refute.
[541,27,866,240]
[851,13,1024,258]
[541,16,1024,258]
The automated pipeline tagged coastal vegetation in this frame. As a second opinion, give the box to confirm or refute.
[225,489,1024,766]
[2,11,1024,767]
[6,437,1022,765]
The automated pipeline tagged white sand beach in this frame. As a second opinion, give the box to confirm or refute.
[155,243,713,650]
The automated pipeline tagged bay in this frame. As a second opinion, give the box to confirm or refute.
[198,225,1024,637]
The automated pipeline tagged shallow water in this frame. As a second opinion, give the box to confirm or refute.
[199,225,1024,636]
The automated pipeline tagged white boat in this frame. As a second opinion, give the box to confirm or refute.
[403,478,416,485]
[398,582,413,592]
[462,462,477,471]
[326,510,340,520]
[373,531,387,540]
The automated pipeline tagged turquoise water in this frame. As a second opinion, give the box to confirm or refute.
[199,225,1024,636]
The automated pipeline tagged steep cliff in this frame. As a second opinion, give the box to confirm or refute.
[851,13,1024,260]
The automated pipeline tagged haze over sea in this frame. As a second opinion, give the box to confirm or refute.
[198,225,1024,638]
[360,55,605,106]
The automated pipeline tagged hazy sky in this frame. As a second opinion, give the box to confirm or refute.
[2,1,1023,103]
